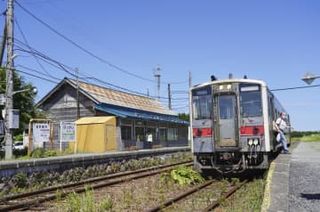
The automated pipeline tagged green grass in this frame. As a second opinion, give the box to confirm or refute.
[291,133,320,142]
[62,187,113,212]
[220,178,265,212]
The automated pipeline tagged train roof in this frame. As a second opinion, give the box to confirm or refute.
[191,78,267,90]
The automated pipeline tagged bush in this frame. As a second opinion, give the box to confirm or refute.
[44,150,57,157]
[30,148,46,158]
[30,148,58,158]
[13,134,23,142]
[170,166,204,185]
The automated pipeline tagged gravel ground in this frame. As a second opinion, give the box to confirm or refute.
[289,142,320,212]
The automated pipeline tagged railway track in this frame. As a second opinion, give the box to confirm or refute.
[145,179,248,212]
[0,160,192,211]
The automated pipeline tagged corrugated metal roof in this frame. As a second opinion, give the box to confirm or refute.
[95,104,188,125]
[69,79,176,116]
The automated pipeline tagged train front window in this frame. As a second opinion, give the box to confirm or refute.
[192,88,212,120]
[240,86,262,117]
[219,95,235,119]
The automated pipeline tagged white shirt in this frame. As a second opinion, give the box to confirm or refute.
[147,134,153,142]
[276,117,287,131]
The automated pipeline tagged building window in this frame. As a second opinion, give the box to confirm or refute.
[121,126,132,140]
[135,127,145,141]
[178,127,188,140]
[159,129,167,142]
[146,128,156,141]
[168,128,178,141]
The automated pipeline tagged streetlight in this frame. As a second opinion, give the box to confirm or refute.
[13,87,37,95]
[3,86,37,160]
[301,72,320,85]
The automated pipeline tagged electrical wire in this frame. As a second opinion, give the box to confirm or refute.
[15,45,189,100]
[15,1,187,85]
[15,68,59,84]
[14,17,61,81]
[270,84,320,91]
[16,64,62,81]
[13,40,158,97]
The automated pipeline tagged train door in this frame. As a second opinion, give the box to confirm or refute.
[215,94,238,147]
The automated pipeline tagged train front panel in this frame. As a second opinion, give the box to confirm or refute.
[191,80,270,173]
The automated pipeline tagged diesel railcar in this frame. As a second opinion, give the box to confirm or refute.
[190,77,290,173]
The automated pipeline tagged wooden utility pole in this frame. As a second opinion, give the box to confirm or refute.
[168,83,171,110]
[76,68,80,119]
[4,0,14,159]
[0,24,7,66]
[189,71,192,89]
[188,71,192,146]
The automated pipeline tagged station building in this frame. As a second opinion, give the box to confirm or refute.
[36,78,189,151]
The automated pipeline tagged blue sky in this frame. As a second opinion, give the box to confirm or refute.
[1,0,320,131]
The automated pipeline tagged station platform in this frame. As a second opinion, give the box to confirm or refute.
[262,142,320,212]
[0,146,190,178]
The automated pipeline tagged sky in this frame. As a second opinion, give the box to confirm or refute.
[0,0,319,131]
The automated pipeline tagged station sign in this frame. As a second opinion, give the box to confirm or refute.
[60,122,75,142]
[33,123,50,143]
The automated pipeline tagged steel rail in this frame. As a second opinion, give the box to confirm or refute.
[145,180,215,212]
[0,160,192,211]
[202,179,248,212]
[145,179,248,212]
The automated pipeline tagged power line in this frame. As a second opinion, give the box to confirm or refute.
[15,68,59,84]
[14,39,189,100]
[16,64,62,81]
[15,1,186,85]
[15,46,188,100]
[14,17,61,81]
[13,41,159,97]
[271,84,320,91]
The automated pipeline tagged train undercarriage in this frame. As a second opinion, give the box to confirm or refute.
[194,151,271,174]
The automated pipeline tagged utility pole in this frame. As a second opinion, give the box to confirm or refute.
[0,24,7,66]
[76,68,80,119]
[189,71,192,89]
[188,71,192,146]
[154,66,161,100]
[4,0,14,160]
[168,83,171,110]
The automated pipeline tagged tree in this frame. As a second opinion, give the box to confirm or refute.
[0,68,42,135]
[178,113,189,122]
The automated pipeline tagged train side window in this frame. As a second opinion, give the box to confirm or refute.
[240,89,262,117]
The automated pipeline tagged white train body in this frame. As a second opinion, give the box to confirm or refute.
[190,78,290,173]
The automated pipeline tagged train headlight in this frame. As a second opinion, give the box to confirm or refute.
[248,139,253,146]
[219,85,224,90]
[253,138,259,146]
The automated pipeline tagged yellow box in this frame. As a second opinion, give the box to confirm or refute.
[75,116,117,153]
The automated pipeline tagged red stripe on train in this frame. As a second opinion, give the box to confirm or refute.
[240,126,264,136]
[193,128,213,137]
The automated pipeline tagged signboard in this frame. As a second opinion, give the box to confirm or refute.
[33,123,50,143]
[60,122,75,142]
[9,109,19,129]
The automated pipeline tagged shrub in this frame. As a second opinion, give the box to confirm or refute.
[170,166,204,186]
[30,148,46,158]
